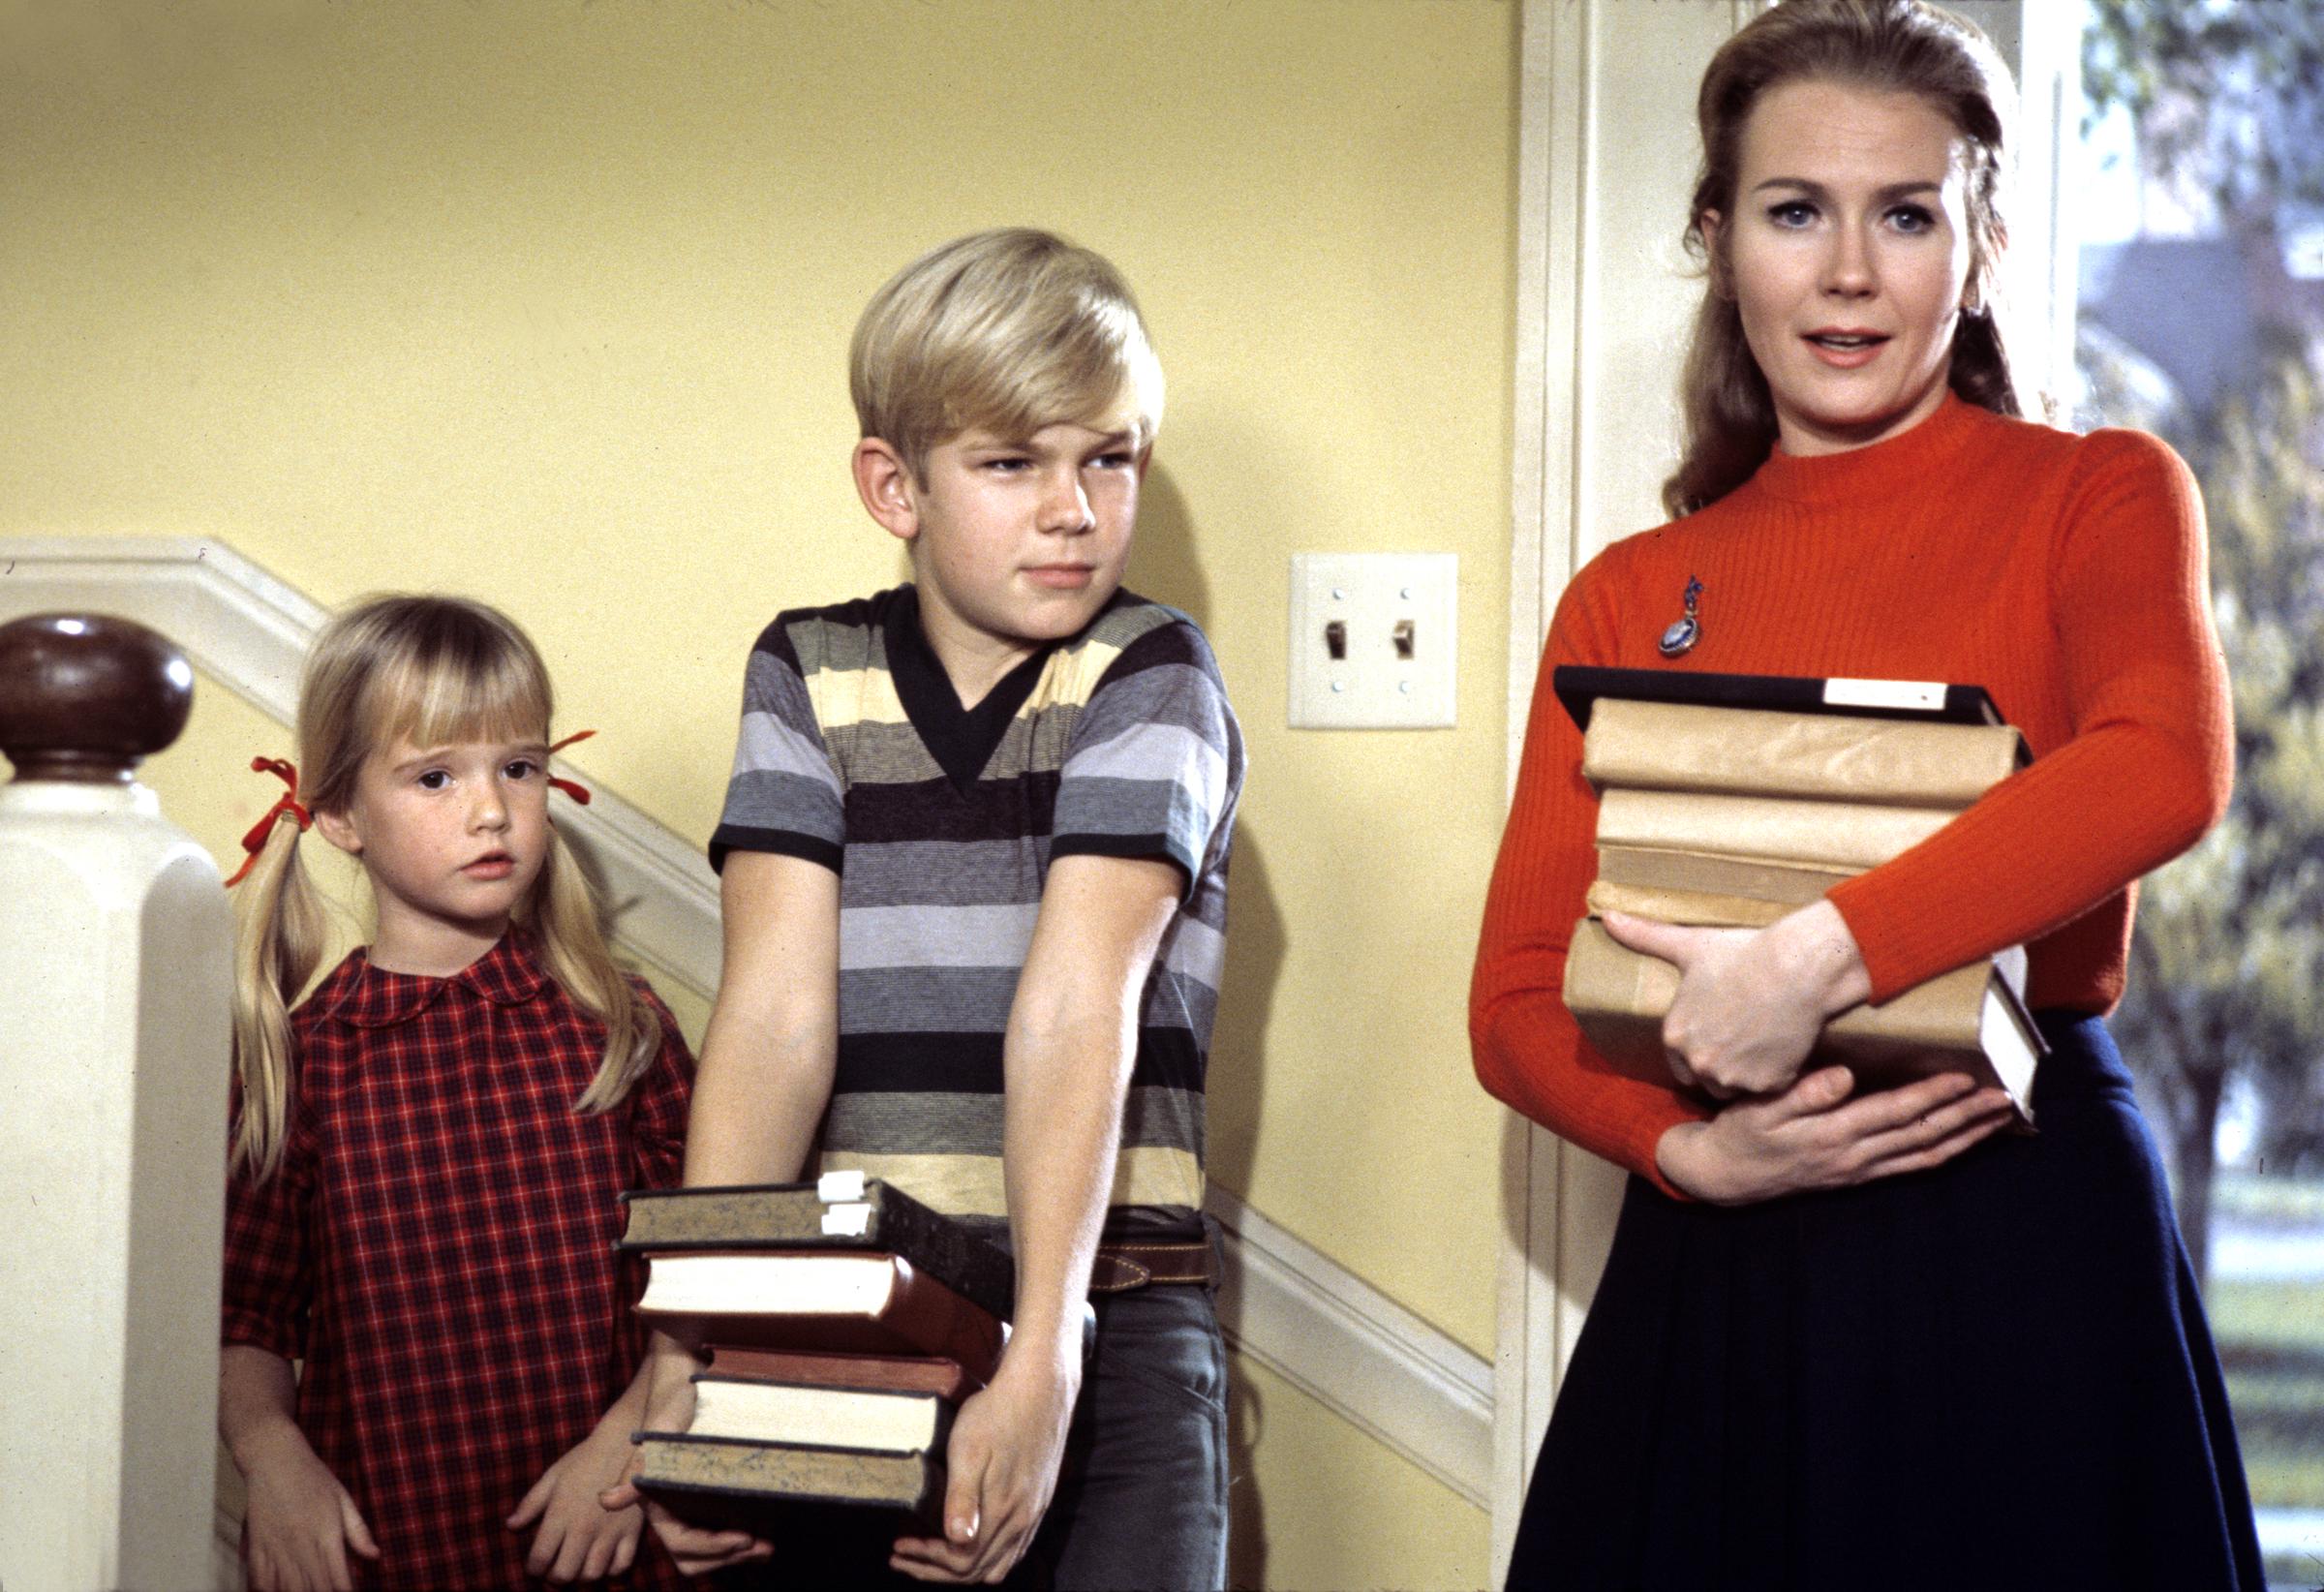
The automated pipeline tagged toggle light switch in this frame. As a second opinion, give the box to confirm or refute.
[1288,553,1457,729]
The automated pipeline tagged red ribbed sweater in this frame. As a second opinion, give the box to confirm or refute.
[1470,396,2232,1193]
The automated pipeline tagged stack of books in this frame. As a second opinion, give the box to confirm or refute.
[623,1172,1014,1533]
[1553,666,2047,1122]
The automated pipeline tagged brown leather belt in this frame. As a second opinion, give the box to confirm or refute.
[1088,1237,1221,1294]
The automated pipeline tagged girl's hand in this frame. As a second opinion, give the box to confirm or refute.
[1602,904,1873,1097]
[508,1411,647,1583]
[1657,1064,2018,1204]
[596,1341,772,1575]
[240,1424,382,1592]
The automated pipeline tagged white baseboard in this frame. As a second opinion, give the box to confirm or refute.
[1,534,1494,1512]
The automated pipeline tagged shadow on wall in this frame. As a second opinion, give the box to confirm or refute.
[1137,462,1289,1588]
[1126,466,1209,630]
[1128,463,1284,1201]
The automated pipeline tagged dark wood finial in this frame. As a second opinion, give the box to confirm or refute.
[0,613,196,783]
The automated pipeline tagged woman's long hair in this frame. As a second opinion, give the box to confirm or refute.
[229,595,656,1181]
[1664,0,2029,518]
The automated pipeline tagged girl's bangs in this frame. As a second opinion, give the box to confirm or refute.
[370,643,548,751]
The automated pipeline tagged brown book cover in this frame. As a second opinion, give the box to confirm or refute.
[619,1176,1014,1323]
[637,1252,1007,1387]
[633,1433,943,1531]
[1595,844,1859,906]
[1582,698,2025,805]
[1561,917,2040,1124]
[1594,787,1960,871]
[704,1345,976,1399]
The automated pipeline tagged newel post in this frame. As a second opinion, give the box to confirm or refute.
[0,614,232,1590]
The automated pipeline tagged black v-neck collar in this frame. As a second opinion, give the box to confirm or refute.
[886,585,1057,791]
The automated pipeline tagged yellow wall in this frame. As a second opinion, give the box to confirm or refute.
[1,3,1513,1582]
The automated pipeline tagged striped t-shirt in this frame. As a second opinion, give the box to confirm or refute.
[711,584,1243,1240]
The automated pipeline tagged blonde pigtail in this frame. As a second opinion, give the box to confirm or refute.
[529,828,658,1113]
[229,816,328,1183]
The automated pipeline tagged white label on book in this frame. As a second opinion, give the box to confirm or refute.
[1823,677,1945,712]
[815,1169,868,1203]
[820,1203,874,1238]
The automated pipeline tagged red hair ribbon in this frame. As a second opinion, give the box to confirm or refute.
[546,729,595,806]
[224,756,312,887]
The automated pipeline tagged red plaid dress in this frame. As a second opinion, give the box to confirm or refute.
[224,933,698,1590]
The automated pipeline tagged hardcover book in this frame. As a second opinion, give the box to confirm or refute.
[620,1173,1014,1323]
[636,1251,1008,1387]
[702,1345,976,1400]
[687,1374,952,1454]
[633,1433,943,1532]
[1553,664,2008,732]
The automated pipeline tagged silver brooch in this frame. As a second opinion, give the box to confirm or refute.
[1658,576,1703,658]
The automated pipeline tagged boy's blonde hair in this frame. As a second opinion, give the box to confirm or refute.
[229,595,657,1182]
[849,228,1165,482]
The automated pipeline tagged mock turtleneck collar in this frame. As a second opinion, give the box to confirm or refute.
[1741,392,1989,510]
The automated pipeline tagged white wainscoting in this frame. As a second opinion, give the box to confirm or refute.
[0,533,1494,1520]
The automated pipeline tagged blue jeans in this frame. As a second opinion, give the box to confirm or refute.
[1025,1278,1231,1591]
[728,1278,1230,1591]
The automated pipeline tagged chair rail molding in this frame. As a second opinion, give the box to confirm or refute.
[0,532,1494,1514]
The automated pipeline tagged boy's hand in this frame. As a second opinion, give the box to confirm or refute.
[239,1423,382,1592]
[890,1344,1079,1584]
[507,1411,648,1583]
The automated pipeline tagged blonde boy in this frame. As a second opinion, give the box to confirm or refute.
[626,230,1242,1587]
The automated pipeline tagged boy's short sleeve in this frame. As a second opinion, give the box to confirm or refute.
[710,620,845,874]
[1051,619,1240,892]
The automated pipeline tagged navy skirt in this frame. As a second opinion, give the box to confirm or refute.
[1509,1015,2265,1592]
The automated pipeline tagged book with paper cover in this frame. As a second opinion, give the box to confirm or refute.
[1593,787,1960,872]
[1561,916,2042,1124]
[1580,698,2027,803]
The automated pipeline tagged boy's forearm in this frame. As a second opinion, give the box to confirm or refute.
[681,851,841,1188]
[683,1019,834,1186]
[1000,1009,1135,1357]
[997,854,1181,1360]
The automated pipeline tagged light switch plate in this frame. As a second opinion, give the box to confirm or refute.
[1288,552,1457,729]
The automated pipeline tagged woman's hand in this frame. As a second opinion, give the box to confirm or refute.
[1657,1064,2017,1204]
[1603,903,1874,1097]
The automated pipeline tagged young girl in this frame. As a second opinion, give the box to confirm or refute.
[220,595,696,1591]
[1473,3,2260,1587]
